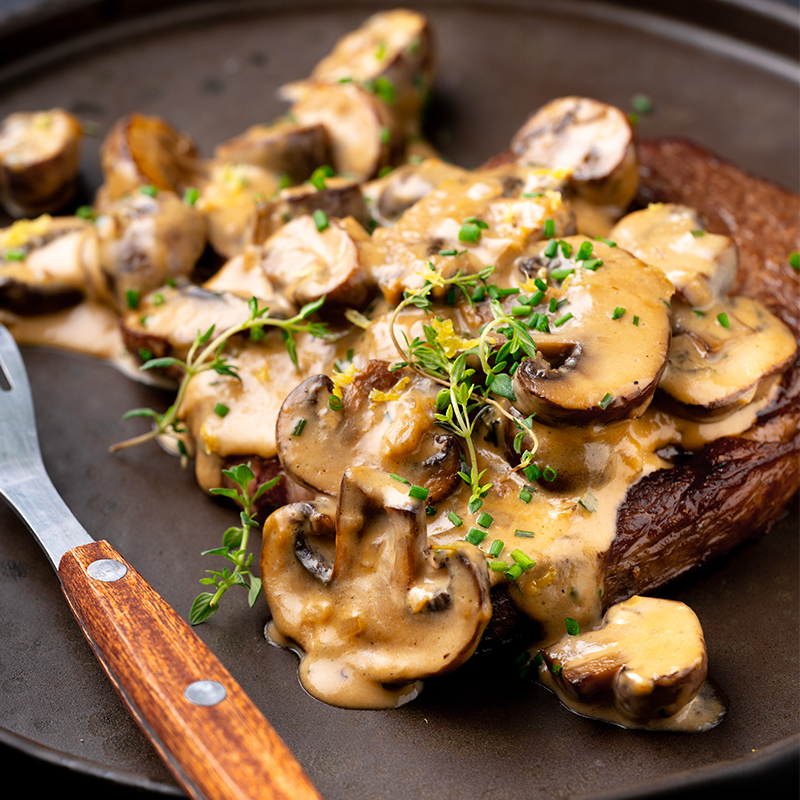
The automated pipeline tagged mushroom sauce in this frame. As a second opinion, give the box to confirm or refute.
[1,9,797,731]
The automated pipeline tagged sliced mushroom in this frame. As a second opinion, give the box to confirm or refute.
[91,189,206,310]
[659,297,797,419]
[120,283,260,365]
[362,157,469,227]
[609,203,738,307]
[261,214,374,309]
[0,109,83,218]
[296,8,434,137]
[510,97,638,209]
[511,236,673,425]
[195,161,280,258]
[260,465,491,708]
[369,163,575,304]
[0,215,92,314]
[276,361,462,502]
[250,175,368,245]
[288,81,401,181]
[541,596,708,723]
[99,113,200,203]
[213,119,331,183]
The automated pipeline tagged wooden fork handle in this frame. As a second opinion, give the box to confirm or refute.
[58,540,322,800]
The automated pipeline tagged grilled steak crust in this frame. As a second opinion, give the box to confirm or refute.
[603,138,800,604]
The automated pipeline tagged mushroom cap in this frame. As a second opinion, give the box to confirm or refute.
[511,236,673,426]
[260,466,492,708]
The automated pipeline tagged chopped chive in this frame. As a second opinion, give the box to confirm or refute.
[510,549,536,570]
[165,276,177,288]
[4,248,25,261]
[789,252,800,270]
[631,93,653,114]
[309,168,328,191]
[426,506,437,516]
[558,240,573,258]
[138,347,152,361]
[519,489,533,503]
[214,403,230,418]
[633,315,640,326]
[489,561,509,572]
[338,76,353,83]
[153,293,165,306]
[75,205,96,220]
[448,511,463,527]
[409,484,430,501]
[463,216,489,229]
[505,563,524,581]
[543,218,555,237]
[611,306,626,320]
[328,395,342,410]
[542,466,557,482]
[378,165,394,178]
[548,297,558,313]
[524,463,542,482]
[576,241,593,260]
[550,267,574,281]
[278,173,292,190]
[390,472,411,485]
[291,418,306,436]
[599,393,614,409]
[465,527,488,545]
[380,126,391,144]
[534,278,548,292]
[691,229,706,237]
[595,236,617,247]
[692,309,707,317]
[717,312,730,328]
[375,40,387,60]
[459,223,482,243]
[512,305,531,317]
[476,512,494,528]
[544,239,558,258]
[554,312,573,327]
[139,185,158,197]
[551,663,563,676]
[488,539,504,558]
[439,248,459,256]
[514,529,535,538]
[528,289,545,306]
[581,259,603,271]
[372,76,396,105]
[565,617,581,635]
[312,209,329,231]
[522,192,542,198]
[183,187,199,206]
[578,492,597,513]
[125,289,140,309]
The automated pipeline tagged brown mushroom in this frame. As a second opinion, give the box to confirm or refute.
[511,236,673,425]
[294,8,434,137]
[659,297,797,420]
[288,81,401,181]
[0,109,83,218]
[260,214,374,309]
[213,119,331,183]
[0,215,91,314]
[260,465,492,708]
[609,203,738,307]
[541,595,709,723]
[250,176,368,245]
[99,113,200,203]
[90,189,206,310]
[276,361,462,502]
[510,97,638,209]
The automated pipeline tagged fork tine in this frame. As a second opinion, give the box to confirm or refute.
[0,324,41,467]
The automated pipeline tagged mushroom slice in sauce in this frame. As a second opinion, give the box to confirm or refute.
[362,157,469,227]
[213,119,331,183]
[540,596,724,731]
[250,176,368,245]
[99,113,200,203]
[610,203,738,307]
[0,215,91,315]
[510,97,638,210]
[90,189,206,310]
[0,109,83,218]
[288,81,401,182]
[261,214,374,309]
[260,466,492,708]
[368,164,575,305]
[659,297,797,420]
[195,161,280,259]
[276,361,462,501]
[511,236,673,426]
[293,8,434,137]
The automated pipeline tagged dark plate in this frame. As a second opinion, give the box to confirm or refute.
[0,2,798,799]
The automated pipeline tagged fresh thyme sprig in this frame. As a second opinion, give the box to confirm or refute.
[189,462,280,625]
[110,295,331,456]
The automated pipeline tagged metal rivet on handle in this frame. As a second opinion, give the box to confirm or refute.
[87,559,128,582]
[185,680,227,707]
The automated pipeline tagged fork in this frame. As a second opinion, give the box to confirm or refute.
[0,324,322,800]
